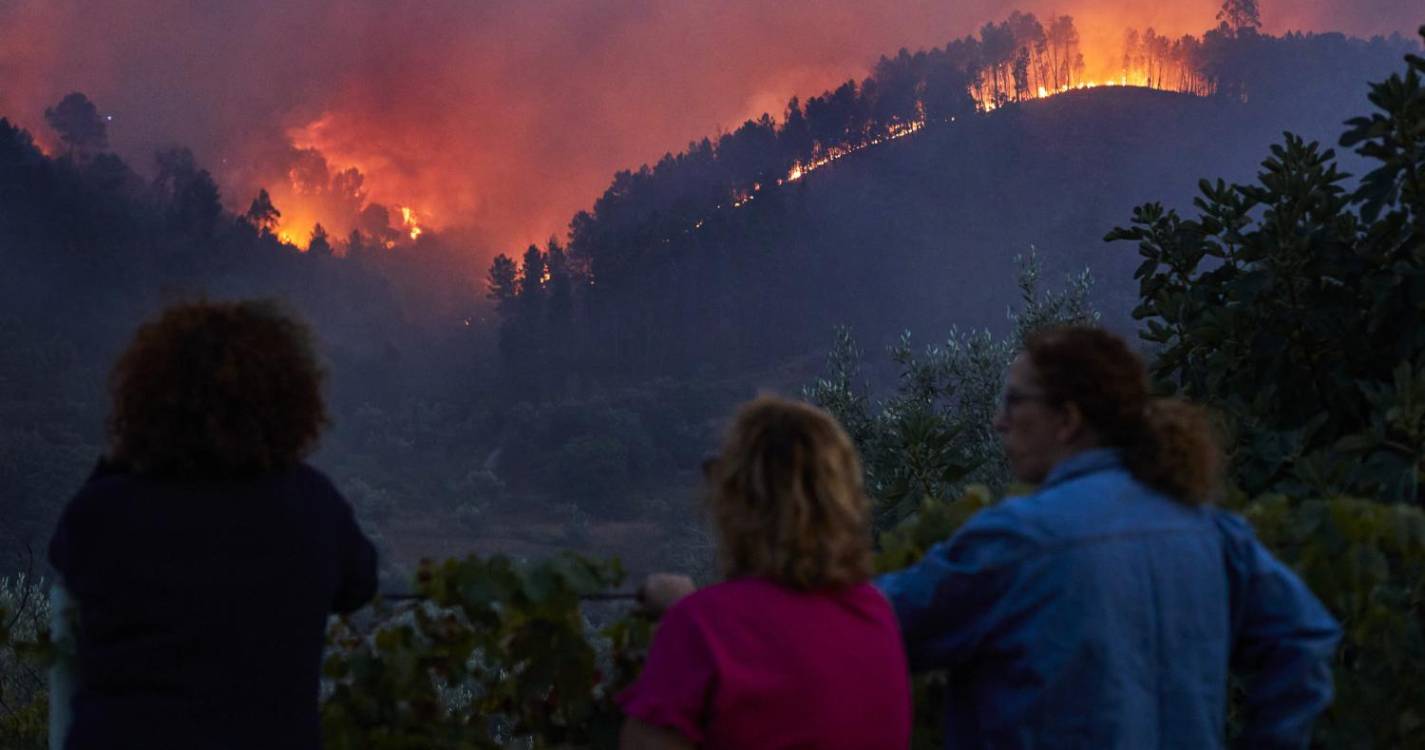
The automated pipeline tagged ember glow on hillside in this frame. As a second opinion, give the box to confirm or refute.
[967,16,1217,112]
[786,120,926,184]
[0,0,1413,258]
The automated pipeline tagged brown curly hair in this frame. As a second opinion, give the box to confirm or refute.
[1024,326,1222,504]
[709,396,874,591]
[107,300,328,479]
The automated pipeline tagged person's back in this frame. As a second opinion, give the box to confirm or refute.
[899,449,1335,747]
[45,300,378,749]
[621,578,909,749]
[618,396,912,748]
[883,448,1340,748]
[50,462,376,749]
[879,327,1340,749]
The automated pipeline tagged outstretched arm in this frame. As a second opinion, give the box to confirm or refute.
[875,508,1034,672]
[332,498,378,613]
[1219,513,1341,749]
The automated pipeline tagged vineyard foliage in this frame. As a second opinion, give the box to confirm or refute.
[320,554,647,749]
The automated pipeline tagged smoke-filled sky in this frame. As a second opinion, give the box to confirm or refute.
[0,0,1416,259]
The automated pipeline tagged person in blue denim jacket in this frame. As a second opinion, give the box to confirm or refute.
[877,326,1341,749]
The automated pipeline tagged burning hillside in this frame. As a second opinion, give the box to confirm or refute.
[667,12,1245,210]
[227,117,429,251]
[241,9,1271,252]
[3,0,1409,262]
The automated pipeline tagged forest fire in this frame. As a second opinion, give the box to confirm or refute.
[254,144,430,252]
[4,4,1424,748]
[0,0,1412,267]
[966,16,1216,112]
[399,206,424,241]
[241,110,439,252]
[198,11,1241,256]
[267,198,426,252]
[776,16,1221,186]
[230,9,1246,254]
[787,119,926,183]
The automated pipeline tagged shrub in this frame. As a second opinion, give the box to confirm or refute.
[0,573,50,749]
[1106,26,1425,503]
[320,553,646,749]
[1238,494,1425,746]
[805,250,1097,528]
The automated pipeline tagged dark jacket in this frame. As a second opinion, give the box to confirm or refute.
[48,461,378,749]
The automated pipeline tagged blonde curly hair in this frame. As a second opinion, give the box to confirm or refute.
[708,396,874,590]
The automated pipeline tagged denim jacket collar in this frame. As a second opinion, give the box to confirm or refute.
[1042,448,1123,490]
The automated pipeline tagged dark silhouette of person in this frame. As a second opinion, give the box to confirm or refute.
[48,300,377,749]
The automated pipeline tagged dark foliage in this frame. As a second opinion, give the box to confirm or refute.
[1107,26,1425,503]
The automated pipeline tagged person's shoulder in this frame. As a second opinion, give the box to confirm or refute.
[844,580,901,619]
[50,461,144,571]
[677,578,769,607]
[287,462,336,487]
[670,579,891,630]
[1207,507,1265,562]
[252,464,355,524]
[654,583,726,636]
[1209,507,1254,536]
[61,460,140,518]
[1008,458,1182,535]
[1029,459,1138,506]
[668,578,804,618]
[958,496,1045,546]
[283,463,348,502]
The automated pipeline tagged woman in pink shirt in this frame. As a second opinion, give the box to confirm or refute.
[618,396,912,749]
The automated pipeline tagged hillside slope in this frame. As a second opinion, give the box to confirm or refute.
[561,83,1382,384]
[796,86,1326,333]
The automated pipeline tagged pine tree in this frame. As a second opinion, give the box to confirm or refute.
[244,189,281,234]
[1216,0,1262,34]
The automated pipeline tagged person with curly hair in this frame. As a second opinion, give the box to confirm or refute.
[619,396,911,750]
[878,325,1341,748]
[47,300,377,749]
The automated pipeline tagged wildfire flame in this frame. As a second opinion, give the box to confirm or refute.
[271,203,328,250]
[249,19,1209,253]
[787,56,1201,186]
[265,188,427,252]
[248,112,434,252]
[786,118,925,183]
[399,206,424,241]
[270,199,427,251]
